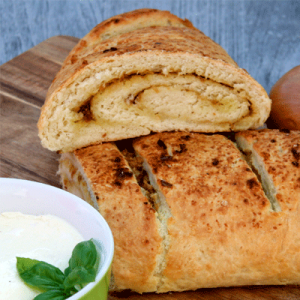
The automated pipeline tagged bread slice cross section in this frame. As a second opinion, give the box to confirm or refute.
[38,9,271,153]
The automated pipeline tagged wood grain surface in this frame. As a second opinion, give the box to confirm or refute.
[0,34,300,300]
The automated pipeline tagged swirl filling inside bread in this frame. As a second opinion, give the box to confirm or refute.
[74,73,250,128]
[38,9,271,152]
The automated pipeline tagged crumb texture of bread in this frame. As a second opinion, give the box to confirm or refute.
[38,8,271,152]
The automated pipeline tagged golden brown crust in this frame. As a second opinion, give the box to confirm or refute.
[67,8,195,58]
[59,131,300,292]
[234,129,300,289]
[43,21,238,108]
[73,143,163,292]
[43,9,202,104]
[235,129,300,212]
[133,132,300,291]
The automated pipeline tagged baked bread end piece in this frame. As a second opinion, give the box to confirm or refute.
[59,142,164,293]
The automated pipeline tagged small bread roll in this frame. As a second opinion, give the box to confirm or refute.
[268,65,300,130]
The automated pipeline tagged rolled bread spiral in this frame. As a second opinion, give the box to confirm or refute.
[38,9,271,153]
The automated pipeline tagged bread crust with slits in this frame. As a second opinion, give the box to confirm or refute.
[38,8,271,153]
[59,143,163,293]
[234,129,300,289]
[59,131,300,293]
[235,129,300,212]
[133,132,300,291]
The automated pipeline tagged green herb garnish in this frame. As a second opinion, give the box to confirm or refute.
[16,239,100,300]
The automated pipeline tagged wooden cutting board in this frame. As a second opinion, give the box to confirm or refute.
[0,36,299,300]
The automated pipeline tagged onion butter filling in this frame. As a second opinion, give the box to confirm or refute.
[71,73,250,128]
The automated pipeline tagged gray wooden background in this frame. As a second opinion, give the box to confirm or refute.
[0,0,299,94]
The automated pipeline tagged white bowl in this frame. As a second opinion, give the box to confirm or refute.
[0,178,114,300]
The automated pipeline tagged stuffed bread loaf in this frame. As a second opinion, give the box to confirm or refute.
[38,8,271,153]
[58,130,300,293]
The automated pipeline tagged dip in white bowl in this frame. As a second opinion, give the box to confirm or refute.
[0,212,84,300]
[0,178,114,300]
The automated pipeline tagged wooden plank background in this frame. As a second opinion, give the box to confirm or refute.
[1,0,300,94]
[0,36,78,187]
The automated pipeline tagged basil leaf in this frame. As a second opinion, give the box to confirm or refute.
[16,257,41,274]
[33,289,67,300]
[17,259,65,291]
[16,239,101,298]
[63,266,96,290]
[66,239,100,273]
[64,265,72,277]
